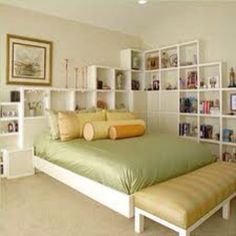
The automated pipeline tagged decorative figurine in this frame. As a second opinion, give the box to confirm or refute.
[229,67,236,87]
[116,72,124,90]
[161,52,169,68]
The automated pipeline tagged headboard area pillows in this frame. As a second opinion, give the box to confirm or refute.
[83,119,146,141]
[45,109,60,140]
[106,111,136,121]
[77,110,106,137]
[58,112,81,141]
[109,124,145,140]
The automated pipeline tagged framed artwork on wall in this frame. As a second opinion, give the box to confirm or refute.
[7,34,53,86]
[230,94,236,111]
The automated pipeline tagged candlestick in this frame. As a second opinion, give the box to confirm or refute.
[74,67,79,89]
[65,59,69,88]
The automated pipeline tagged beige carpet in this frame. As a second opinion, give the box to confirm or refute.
[0,173,235,236]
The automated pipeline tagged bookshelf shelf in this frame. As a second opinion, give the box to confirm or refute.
[0,132,19,137]
[200,139,220,144]
[0,117,19,121]
[222,142,236,147]
[180,113,198,117]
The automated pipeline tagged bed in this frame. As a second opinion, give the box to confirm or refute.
[34,133,215,218]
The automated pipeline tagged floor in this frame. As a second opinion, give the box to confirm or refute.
[0,173,235,236]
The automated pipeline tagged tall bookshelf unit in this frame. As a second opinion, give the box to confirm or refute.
[120,40,236,160]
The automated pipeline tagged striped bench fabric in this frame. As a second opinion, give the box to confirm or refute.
[134,162,236,236]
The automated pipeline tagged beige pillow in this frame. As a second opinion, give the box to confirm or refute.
[58,112,80,142]
[106,111,136,121]
[77,110,106,137]
[45,109,60,140]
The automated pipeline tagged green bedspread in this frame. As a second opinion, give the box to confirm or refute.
[34,133,216,194]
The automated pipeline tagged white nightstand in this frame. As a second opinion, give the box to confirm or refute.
[1,147,35,179]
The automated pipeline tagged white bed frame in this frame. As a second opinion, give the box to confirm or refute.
[34,156,134,218]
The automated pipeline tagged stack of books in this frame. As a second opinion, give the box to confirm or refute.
[200,124,213,139]
[179,123,191,136]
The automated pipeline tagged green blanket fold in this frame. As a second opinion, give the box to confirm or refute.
[34,133,215,194]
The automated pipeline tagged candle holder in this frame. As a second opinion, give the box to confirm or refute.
[65,59,69,88]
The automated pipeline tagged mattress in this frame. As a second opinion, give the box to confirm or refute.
[34,133,216,194]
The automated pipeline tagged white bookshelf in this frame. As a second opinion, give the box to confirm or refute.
[121,40,236,160]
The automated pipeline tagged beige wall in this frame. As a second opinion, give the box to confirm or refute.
[0,4,141,89]
[141,3,236,72]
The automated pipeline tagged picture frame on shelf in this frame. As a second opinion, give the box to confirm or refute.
[152,80,159,91]
[7,34,53,86]
[230,94,236,111]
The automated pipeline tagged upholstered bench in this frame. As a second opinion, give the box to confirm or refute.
[134,162,236,236]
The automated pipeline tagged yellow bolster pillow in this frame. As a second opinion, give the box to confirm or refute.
[83,120,146,141]
[109,124,145,140]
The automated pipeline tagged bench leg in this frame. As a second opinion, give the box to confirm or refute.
[222,201,230,220]
[179,231,190,236]
[135,209,144,233]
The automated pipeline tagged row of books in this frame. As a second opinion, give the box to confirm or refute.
[199,101,214,114]
[200,124,213,139]
[179,122,191,136]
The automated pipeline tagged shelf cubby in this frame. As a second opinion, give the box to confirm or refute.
[96,91,114,110]
[179,91,198,114]
[145,71,160,91]
[221,145,236,162]
[131,71,144,91]
[222,117,236,144]
[179,41,198,67]
[179,115,198,138]
[199,63,221,89]
[75,91,96,111]
[50,90,75,111]
[179,67,198,90]
[24,89,45,117]
[161,70,178,91]
[222,90,236,115]
[115,92,130,110]
[144,49,160,71]
[199,90,221,115]
[114,69,130,90]
[96,67,114,90]
[199,116,220,141]
[160,45,178,69]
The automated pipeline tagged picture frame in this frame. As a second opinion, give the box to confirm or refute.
[230,94,236,111]
[152,80,159,90]
[7,34,53,86]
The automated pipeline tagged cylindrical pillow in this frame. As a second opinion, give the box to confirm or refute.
[83,119,145,141]
[109,124,145,140]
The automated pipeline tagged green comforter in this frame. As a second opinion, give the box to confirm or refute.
[34,133,215,194]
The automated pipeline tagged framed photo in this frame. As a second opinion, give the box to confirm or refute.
[152,80,159,90]
[7,34,53,86]
[230,94,236,111]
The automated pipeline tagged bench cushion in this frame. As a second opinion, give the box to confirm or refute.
[135,162,236,229]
